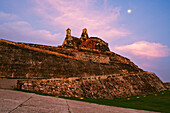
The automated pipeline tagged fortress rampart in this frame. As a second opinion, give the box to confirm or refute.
[17,72,166,99]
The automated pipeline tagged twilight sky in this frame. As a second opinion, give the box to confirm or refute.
[0,0,170,82]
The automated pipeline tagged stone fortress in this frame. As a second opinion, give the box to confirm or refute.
[0,28,167,99]
[62,28,110,52]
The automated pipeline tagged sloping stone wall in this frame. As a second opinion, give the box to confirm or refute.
[17,72,166,99]
[0,39,142,78]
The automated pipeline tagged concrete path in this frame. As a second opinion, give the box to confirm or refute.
[0,89,158,113]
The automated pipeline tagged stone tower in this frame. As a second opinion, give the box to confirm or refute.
[80,28,89,42]
[66,28,71,36]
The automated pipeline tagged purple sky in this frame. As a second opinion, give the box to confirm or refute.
[0,0,169,82]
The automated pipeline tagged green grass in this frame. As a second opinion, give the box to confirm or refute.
[60,90,170,113]
[15,89,170,113]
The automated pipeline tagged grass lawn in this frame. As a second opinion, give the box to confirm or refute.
[16,89,170,113]
[59,90,170,113]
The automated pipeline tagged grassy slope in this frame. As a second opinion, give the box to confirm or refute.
[16,89,170,113]
[60,90,170,113]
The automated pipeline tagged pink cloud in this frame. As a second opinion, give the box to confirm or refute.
[0,12,18,22]
[33,0,130,41]
[114,41,170,59]
[0,21,62,46]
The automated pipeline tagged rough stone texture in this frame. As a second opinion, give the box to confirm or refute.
[164,82,170,90]
[0,39,142,78]
[79,37,110,52]
[17,72,166,99]
[0,89,157,113]
[62,36,82,49]
[0,38,166,99]
[62,28,109,52]
[73,51,110,63]
[80,28,89,42]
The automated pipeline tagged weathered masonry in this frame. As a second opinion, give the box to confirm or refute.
[0,28,167,99]
[17,72,166,99]
[0,38,142,78]
[62,28,110,52]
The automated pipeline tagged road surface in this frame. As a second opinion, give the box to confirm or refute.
[0,89,158,113]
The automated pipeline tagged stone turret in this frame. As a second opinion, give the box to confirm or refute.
[80,28,89,42]
[66,28,71,36]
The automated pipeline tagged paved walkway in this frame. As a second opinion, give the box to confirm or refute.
[0,89,158,113]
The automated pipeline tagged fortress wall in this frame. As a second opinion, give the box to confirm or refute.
[1,40,142,78]
[73,51,110,64]
[17,72,166,99]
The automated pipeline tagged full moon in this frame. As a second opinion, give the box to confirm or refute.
[127,9,132,14]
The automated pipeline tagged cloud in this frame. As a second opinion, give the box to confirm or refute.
[0,12,18,22]
[33,0,130,41]
[0,21,62,46]
[114,41,170,59]
[0,1,130,46]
